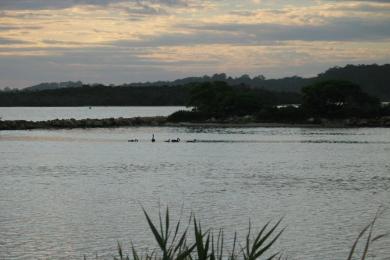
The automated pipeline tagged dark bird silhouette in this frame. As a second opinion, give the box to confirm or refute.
[171,138,180,143]
[151,134,155,142]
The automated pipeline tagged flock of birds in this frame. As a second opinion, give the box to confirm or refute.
[128,134,197,143]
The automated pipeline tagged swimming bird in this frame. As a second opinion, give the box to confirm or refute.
[171,138,180,143]
[151,134,155,142]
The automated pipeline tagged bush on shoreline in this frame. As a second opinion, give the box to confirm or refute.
[167,110,210,122]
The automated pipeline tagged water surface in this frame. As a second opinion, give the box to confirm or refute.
[0,106,185,121]
[0,127,389,259]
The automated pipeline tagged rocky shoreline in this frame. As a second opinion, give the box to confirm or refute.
[0,116,390,130]
[0,116,167,130]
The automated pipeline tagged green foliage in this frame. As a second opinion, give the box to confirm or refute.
[347,209,388,260]
[318,64,390,100]
[0,85,191,106]
[188,81,234,116]
[381,103,390,116]
[167,110,209,122]
[113,64,390,100]
[107,208,284,260]
[0,82,301,107]
[84,208,388,260]
[302,80,381,118]
[188,82,278,118]
[2,64,390,106]
[256,106,305,123]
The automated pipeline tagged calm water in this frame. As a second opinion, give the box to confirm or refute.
[0,126,390,259]
[0,106,186,121]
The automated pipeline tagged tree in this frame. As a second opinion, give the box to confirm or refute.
[302,80,380,118]
[188,81,234,116]
[211,73,227,81]
[188,81,272,118]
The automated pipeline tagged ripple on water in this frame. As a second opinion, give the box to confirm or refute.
[0,127,389,259]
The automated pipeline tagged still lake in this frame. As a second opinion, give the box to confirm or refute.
[0,107,389,259]
[0,106,186,121]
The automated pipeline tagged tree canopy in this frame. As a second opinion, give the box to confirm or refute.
[0,82,301,107]
[188,81,284,117]
[302,80,380,118]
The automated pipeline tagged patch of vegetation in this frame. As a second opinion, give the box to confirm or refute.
[255,106,306,123]
[167,110,210,122]
[84,208,388,260]
[301,80,381,118]
[175,80,387,123]
[188,82,267,118]
[0,82,300,107]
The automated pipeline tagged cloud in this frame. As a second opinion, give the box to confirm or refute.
[0,0,188,10]
[0,0,389,88]
[0,37,31,44]
[177,17,390,43]
[329,0,390,2]
[0,25,43,31]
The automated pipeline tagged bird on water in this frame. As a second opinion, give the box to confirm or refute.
[151,134,155,142]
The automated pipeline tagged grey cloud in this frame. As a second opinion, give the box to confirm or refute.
[229,10,257,16]
[112,31,257,47]
[229,9,286,16]
[42,39,89,45]
[0,37,31,44]
[0,25,43,31]
[0,0,187,10]
[178,17,390,43]
[2,47,389,88]
[0,45,215,87]
[325,1,390,12]
[334,0,390,2]
[110,16,390,48]
[124,2,168,16]
[93,16,390,51]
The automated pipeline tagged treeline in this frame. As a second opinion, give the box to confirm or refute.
[120,64,390,100]
[23,81,83,91]
[0,83,301,107]
[168,80,390,123]
[316,64,390,100]
[2,64,389,100]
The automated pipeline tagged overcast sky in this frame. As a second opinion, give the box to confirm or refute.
[0,0,389,88]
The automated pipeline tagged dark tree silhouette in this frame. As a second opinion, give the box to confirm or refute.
[302,80,380,118]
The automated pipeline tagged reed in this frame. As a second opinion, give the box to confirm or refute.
[85,208,387,260]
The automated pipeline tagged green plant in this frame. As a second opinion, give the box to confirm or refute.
[85,208,388,260]
[109,208,284,260]
[347,209,388,260]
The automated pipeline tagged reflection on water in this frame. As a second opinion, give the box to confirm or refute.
[0,127,389,259]
[0,106,185,121]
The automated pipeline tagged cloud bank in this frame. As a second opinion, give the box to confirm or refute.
[0,0,389,88]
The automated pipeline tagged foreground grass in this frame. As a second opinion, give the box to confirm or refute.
[85,208,387,260]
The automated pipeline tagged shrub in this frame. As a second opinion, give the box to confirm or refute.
[167,110,210,122]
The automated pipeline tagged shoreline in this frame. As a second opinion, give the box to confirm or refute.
[1,116,390,130]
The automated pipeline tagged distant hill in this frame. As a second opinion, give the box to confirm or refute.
[0,84,300,107]
[119,64,390,100]
[24,81,83,91]
[316,64,390,100]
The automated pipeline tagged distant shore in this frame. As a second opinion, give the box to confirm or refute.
[1,116,390,130]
